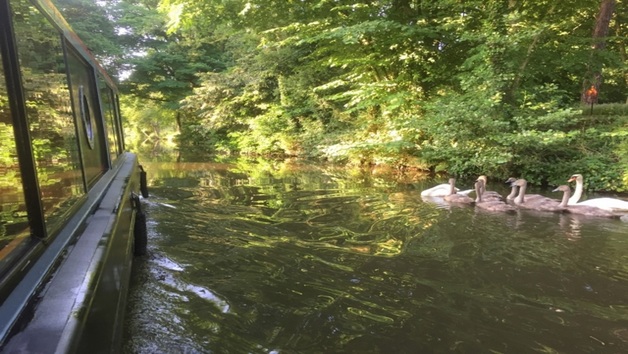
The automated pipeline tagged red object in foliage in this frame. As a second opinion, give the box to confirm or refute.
[585,85,598,104]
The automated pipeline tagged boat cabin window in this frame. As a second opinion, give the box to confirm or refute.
[113,94,125,151]
[11,0,85,236]
[66,45,109,186]
[0,50,33,275]
[98,76,122,162]
[80,86,96,148]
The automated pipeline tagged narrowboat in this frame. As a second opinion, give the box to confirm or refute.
[0,0,147,352]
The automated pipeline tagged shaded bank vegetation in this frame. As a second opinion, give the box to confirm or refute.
[54,0,628,191]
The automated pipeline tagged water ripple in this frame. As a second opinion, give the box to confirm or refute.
[125,162,628,354]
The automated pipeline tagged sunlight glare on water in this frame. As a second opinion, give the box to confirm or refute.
[123,159,628,353]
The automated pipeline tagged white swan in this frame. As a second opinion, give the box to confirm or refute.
[511,178,563,212]
[553,185,619,218]
[421,179,473,197]
[443,178,474,204]
[567,174,628,211]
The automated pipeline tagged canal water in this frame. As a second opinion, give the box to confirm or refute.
[122,158,628,353]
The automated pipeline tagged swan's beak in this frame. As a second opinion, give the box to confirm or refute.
[567,177,575,182]
[552,187,560,192]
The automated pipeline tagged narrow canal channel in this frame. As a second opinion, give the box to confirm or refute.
[122,159,628,353]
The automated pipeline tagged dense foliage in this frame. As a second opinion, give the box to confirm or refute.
[55,0,628,191]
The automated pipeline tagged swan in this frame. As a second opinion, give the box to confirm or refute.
[505,177,519,200]
[511,178,563,212]
[505,177,546,202]
[443,178,474,204]
[567,174,628,211]
[475,179,516,213]
[553,185,620,218]
[476,175,503,201]
[421,179,473,197]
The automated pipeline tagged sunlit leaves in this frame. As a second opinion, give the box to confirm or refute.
[61,0,628,190]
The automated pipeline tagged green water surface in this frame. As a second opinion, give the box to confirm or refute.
[123,159,628,353]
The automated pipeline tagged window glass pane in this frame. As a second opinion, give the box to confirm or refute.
[11,0,84,234]
[0,50,31,271]
[113,94,125,151]
[66,47,108,185]
[98,76,120,162]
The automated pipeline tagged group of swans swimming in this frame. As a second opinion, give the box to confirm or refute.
[421,174,628,218]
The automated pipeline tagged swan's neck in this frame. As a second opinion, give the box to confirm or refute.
[475,181,483,202]
[515,182,527,204]
[506,185,517,200]
[569,178,583,205]
[449,180,456,196]
[559,189,570,207]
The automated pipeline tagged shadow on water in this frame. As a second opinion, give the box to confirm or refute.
[123,158,628,353]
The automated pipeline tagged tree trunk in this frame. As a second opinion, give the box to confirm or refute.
[615,18,628,103]
[592,0,615,51]
[581,0,616,104]
[175,111,182,133]
[507,29,543,101]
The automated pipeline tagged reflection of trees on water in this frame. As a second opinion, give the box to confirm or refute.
[132,139,180,163]
[130,159,628,353]
[145,159,448,258]
[148,158,628,266]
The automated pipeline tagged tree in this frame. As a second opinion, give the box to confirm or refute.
[53,0,124,77]
[581,0,616,104]
[53,0,628,190]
